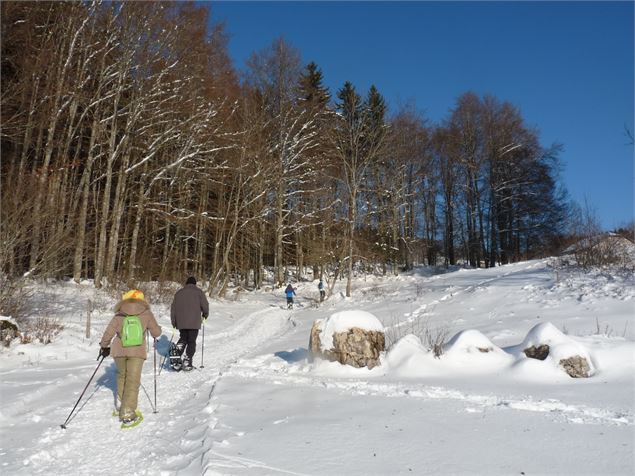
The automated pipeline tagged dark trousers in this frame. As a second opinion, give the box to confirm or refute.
[177,329,199,360]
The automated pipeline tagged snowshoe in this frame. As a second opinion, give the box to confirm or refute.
[182,357,193,372]
[169,342,184,371]
[120,410,143,429]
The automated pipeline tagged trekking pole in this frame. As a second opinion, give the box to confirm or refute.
[200,319,205,369]
[60,355,106,429]
[153,339,158,413]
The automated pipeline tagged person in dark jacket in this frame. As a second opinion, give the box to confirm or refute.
[318,280,325,302]
[170,277,209,370]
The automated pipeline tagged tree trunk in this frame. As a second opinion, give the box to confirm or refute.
[94,102,122,286]
[346,187,356,297]
[73,114,102,282]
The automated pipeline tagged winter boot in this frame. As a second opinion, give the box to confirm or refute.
[169,342,185,371]
[121,410,144,429]
[182,356,193,371]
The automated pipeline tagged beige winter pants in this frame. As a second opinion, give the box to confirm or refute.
[114,357,144,420]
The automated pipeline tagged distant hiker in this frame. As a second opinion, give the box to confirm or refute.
[170,277,209,371]
[285,283,296,309]
[318,280,325,302]
[99,289,161,427]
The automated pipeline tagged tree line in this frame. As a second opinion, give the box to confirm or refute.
[1,1,568,297]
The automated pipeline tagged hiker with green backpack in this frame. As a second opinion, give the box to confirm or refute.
[99,289,161,427]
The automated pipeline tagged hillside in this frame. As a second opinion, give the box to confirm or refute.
[1,259,633,475]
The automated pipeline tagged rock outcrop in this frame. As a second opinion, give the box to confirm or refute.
[559,355,592,378]
[309,311,385,369]
[523,344,550,360]
[0,320,19,346]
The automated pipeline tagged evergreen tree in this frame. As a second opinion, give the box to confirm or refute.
[365,85,386,132]
[337,81,363,126]
[299,61,330,110]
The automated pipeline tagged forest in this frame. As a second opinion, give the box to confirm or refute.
[1,2,571,297]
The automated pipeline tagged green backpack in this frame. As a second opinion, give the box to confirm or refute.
[121,315,143,347]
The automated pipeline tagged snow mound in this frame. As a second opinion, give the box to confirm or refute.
[384,331,514,377]
[512,322,596,377]
[319,310,384,351]
[442,329,514,369]
[384,334,430,372]
[445,329,501,355]
[519,322,569,348]
[384,325,597,379]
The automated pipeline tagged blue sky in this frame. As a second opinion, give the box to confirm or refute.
[209,1,634,230]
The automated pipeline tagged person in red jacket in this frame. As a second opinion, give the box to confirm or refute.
[170,277,209,371]
[100,289,161,426]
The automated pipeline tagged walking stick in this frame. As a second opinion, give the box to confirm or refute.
[60,355,106,429]
[153,339,158,413]
[200,318,206,369]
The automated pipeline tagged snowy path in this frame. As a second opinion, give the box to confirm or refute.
[403,260,550,324]
[1,305,294,475]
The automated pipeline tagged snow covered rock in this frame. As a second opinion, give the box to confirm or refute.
[0,319,19,346]
[523,344,550,360]
[516,322,595,378]
[309,310,385,369]
[444,329,501,355]
[559,355,592,378]
[442,329,514,370]
[308,319,323,362]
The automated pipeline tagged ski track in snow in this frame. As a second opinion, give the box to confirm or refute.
[395,261,542,329]
[224,358,633,428]
[4,306,295,476]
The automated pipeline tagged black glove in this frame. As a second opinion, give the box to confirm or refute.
[98,347,110,360]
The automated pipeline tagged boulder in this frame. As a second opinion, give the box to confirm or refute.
[523,344,550,361]
[309,311,385,369]
[331,327,385,369]
[0,319,19,346]
[308,319,323,362]
[559,355,592,378]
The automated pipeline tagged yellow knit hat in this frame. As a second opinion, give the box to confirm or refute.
[122,289,144,301]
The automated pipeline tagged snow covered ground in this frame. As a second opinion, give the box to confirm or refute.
[1,258,633,475]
